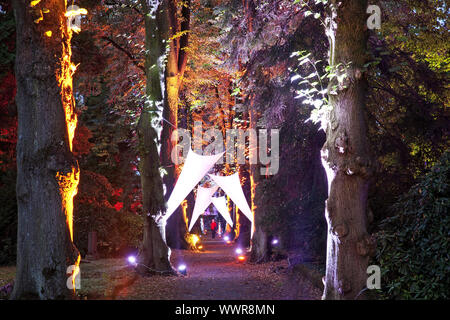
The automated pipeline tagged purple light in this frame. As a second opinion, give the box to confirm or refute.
[224,236,230,242]
[178,264,187,275]
[235,248,243,255]
[271,239,279,245]
[127,256,137,265]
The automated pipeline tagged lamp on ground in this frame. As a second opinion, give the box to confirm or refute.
[127,255,137,266]
[178,264,187,275]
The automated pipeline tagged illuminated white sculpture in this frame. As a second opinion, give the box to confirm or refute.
[209,173,253,224]
[164,149,224,222]
[188,185,218,232]
[164,149,253,237]
[211,196,234,228]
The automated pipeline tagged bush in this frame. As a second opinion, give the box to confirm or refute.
[74,170,143,258]
[375,151,450,299]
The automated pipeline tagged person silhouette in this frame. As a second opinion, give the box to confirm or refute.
[210,219,217,239]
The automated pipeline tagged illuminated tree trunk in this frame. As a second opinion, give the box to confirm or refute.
[136,114,174,274]
[162,0,191,249]
[11,0,80,299]
[136,0,174,275]
[321,0,375,299]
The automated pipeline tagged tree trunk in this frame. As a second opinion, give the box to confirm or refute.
[136,113,174,274]
[135,0,174,275]
[161,0,191,249]
[248,100,269,261]
[11,0,80,299]
[321,0,375,300]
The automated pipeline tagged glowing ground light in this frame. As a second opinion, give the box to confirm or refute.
[178,264,187,275]
[235,248,243,255]
[272,238,279,245]
[198,245,203,250]
[127,256,137,265]
[237,255,246,262]
[191,234,200,246]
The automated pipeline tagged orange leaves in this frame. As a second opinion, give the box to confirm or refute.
[30,0,41,7]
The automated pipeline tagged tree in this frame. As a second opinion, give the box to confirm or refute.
[135,0,174,275]
[161,0,191,249]
[321,0,375,299]
[11,0,80,299]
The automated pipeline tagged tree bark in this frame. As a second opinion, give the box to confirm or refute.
[248,99,269,262]
[161,0,191,249]
[136,113,174,274]
[321,0,375,299]
[11,0,80,299]
[135,0,174,275]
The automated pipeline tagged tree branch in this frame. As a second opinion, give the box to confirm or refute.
[104,0,144,16]
[101,36,145,72]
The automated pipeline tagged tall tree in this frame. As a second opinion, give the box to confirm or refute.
[161,0,191,249]
[11,0,80,299]
[135,0,174,274]
[321,0,375,299]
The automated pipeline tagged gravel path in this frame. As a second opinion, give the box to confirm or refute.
[79,238,321,300]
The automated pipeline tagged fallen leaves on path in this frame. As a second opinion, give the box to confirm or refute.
[78,240,322,300]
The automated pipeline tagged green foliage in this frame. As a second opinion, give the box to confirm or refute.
[366,1,449,223]
[291,50,351,128]
[375,151,450,299]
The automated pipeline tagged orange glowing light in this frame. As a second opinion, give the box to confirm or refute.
[187,233,201,250]
[72,254,81,293]
[191,234,200,246]
[238,255,246,261]
[55,3,80,252]
[235,205,240,239]
[64,7,87,17]
[52,2,81,295]
[250,174,256,237]
[226,241,232,244]
[181,200,188,229]
[198,245,203,250]
[34,13,43,24]
[70,63,78,74]
[56,167,80,241]
[30,0,41,7]
[57,29,77,152]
